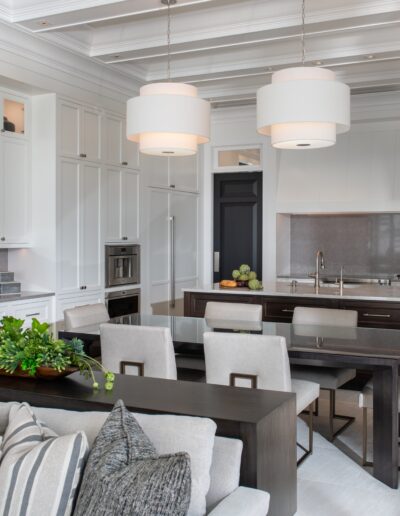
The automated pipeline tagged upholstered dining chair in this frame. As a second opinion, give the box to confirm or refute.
[100,324,177,380]
[203,331,320,465]
[290,306,358,441]
[63,303,109,331]
[205,301,262,321]
[359,381,400,468]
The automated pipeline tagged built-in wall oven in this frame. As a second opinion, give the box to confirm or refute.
[105,245,140,288]
[105,289,140,318]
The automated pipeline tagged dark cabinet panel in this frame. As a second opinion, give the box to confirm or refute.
[340,300,400,329]
[263,297,339,322]
[184,292,261,318]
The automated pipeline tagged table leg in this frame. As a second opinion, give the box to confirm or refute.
[373,366,398,488]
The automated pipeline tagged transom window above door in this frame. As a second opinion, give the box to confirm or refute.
[214,147,261,172]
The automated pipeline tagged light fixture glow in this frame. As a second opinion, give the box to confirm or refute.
[256,0,350,149]
[126,1,210,156]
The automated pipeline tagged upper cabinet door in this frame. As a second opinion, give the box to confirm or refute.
[1,138,30,244]
[104,114,123,166]
[59,100,80,158]
[121,118,139,170]
[122,169,140,242]
[79,162,102,290]
[140,154,169,188]
[81,107,102,162]
[169,155,198,192]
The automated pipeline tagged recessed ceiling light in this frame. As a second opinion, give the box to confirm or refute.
[37,20,50,27]
[113,55,120,59]
[313,60,323,66]
[267,66,273,71]
[366,54,375,60]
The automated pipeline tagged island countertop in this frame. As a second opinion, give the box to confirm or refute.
[183,282,400,302]
[0,291,55,304]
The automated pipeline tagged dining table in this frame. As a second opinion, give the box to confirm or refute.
[59,312,400,489]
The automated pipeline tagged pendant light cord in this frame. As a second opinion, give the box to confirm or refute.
[167,1,171,80]
[301,0,306,65]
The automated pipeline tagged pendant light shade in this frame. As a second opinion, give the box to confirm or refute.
[127,82,210,156]
[257,67,350,149]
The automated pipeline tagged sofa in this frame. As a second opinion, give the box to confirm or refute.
[0,402,270,516]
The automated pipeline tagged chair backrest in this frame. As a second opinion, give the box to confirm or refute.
[204,302,262,322]
[204,332,291,392]
[292,306,358,327]
[100,324,177,380]
[63,303,109,331]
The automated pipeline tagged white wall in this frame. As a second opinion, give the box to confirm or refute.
[200,91,400,286]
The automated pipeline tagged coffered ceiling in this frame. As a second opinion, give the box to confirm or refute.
[1,0,400,105]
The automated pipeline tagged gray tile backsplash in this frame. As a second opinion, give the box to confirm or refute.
[0,249,7,272]
[281,213,400,277]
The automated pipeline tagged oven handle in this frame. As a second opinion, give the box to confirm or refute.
[170,216,175,308]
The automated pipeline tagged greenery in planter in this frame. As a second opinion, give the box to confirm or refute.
[0,316,114,390]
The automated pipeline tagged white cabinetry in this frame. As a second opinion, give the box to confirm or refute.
[58,159,102,295]
[56,291,104,323]
[104,114,139,169]
[104,167,140,243]
[141,154,198,192]
[1,296,54,326]
[0,137,30,246]
[148,188,198,315]
[59,99,101,162]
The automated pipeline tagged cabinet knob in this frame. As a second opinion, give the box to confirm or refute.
[79,153,87,158]
[80,285,87,290]
[0,129,5,133]
[122,236,128,241]
[121,161,128,166]
[170,184,175,188]
[1,237,5,241]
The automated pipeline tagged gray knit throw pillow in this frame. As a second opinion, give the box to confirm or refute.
[74,400,191,516]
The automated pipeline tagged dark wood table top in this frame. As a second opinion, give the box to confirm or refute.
[58,313,400,364]
[0,371,294,425]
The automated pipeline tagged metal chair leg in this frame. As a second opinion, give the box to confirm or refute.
[297,402,314,466]
[362,407,372,467]
[329,389,356,442]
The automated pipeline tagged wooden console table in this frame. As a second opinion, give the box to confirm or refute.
[0,371,297,516]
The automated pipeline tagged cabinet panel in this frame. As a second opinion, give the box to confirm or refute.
[80,163,102,290]
[59,160,80,293]
[184,292,260,318]
[123,170,139,241]
[105,166,122,242]
[104,115,122,165]
[169,155,198,192]
[340,300,400,329]
[149,189,169,284]
[170,192,198,281]
[263,296,339,322]
[59,101,80,158]
[1,138,30,243]
[141,154,169,188]
[12,298,52,327]
[81,107,101,162]
[57,291,104,322]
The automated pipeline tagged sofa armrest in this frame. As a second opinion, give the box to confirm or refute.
[207,486,270,516]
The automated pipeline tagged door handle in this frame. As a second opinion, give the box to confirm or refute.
[170,216,175,308]
[213,252,220,273]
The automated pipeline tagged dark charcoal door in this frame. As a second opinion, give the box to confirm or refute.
[213,172,263,283]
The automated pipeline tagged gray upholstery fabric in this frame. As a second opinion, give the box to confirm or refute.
[74,400,191,516]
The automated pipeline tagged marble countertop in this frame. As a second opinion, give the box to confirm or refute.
[183,282,400,302]
[0,291,55,304]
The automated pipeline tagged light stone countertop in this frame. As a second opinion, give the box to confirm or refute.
[183,282,400,302]
[0,291,55,304]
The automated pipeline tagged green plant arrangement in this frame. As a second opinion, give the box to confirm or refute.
[0,316,115,390]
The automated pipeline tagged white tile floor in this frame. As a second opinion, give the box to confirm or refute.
[295,390,400,516]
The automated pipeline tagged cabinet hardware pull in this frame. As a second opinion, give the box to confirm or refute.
[362,313,391,318]
[121,161,128,166]
[80,286,87,290]
[122,236,128,240]
[79,153,87,158]
[26,312,40,317]
[0,237,5,241]
[170,216,175,308]
[170,184,175,188]
[0,129,5,133]
[282,308,294,313]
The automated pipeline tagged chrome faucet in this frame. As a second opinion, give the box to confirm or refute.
[315,250,325,292]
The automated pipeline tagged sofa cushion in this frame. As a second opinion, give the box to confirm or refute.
[74,400,191,516]
[30,405,216,516]
[0,402,88,516]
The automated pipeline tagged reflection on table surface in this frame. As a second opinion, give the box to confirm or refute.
[58,313,400,360]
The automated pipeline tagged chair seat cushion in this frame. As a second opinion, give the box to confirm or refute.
[74,400,191,516]
[291,379,320,414]
[291,366,356,390]
[359,381,400,410]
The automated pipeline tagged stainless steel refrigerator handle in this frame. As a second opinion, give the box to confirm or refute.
[213,251,220,273]
[170,216,176,308]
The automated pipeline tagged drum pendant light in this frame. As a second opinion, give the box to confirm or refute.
[127,0,210,156]
[256,0,350,149]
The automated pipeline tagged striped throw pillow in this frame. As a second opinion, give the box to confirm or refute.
[0,402,88,516]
